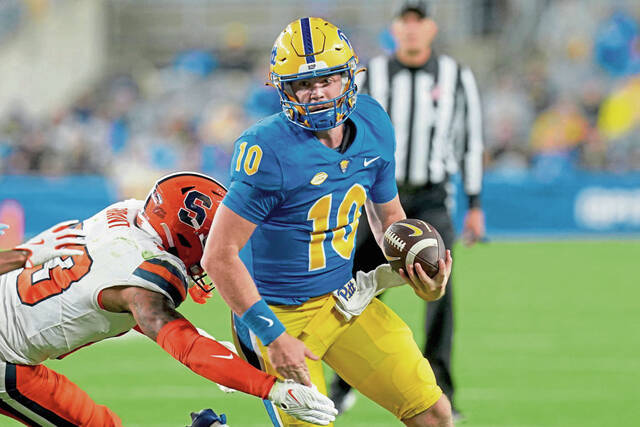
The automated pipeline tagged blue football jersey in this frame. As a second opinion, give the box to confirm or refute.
[223,94,397,304]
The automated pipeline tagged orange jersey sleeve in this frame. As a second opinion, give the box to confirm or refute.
[156,318,276,399]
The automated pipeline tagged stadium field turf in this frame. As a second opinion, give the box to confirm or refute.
[5,240,637,426]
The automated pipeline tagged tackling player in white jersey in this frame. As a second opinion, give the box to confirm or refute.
[0,172,336,427]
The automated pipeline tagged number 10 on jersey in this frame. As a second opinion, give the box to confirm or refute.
[307,184,366,271]
[235,142,263,176]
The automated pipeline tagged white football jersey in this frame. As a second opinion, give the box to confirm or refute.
[0,199,190,365]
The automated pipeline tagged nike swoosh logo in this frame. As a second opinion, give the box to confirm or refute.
[32,239,45,245]
[398,223,424,237]
[210,353,234,359]
[257,315,274,327]
[287,389,301,404]
[363,156,380,167]
[384,255,401,261]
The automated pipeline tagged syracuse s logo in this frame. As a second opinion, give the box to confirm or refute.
[179,190,212,229]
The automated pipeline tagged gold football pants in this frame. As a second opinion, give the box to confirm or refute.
[232,294,442,426]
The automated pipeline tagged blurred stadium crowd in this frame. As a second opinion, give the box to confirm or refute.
[1,0,640,198]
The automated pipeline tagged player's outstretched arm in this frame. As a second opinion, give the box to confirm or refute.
[101,286,337,424]
[102,286,276,397]
[0,250,29,275]
[0,220,87,275]
[202,205,319,387]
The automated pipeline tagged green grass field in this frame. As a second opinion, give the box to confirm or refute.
[7,240,639,426]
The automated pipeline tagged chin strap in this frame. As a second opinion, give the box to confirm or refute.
[355,67,367,76]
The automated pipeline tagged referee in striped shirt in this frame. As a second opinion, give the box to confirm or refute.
[330,1,485,420]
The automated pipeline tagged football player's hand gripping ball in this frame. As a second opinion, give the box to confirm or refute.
[268,379,338,425]
[15,220,88,268]
[402,250,452,301]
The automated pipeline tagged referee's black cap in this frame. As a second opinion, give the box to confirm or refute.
[396,0,429,18]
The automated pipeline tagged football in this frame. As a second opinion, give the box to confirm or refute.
[383,218,446,277]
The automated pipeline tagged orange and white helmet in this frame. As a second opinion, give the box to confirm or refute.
[269,17,359,131]
[139,172,227,290]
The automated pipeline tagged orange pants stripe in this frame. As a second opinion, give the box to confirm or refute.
[0,361,122,427]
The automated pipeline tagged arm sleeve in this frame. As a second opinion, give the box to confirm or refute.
[222,181,284,224]
[369,104,398,204]
[225,133,286,222]
[370,159,398,204]
[157,318,276,399]
[458,66,484,208]
[229,134,283,191]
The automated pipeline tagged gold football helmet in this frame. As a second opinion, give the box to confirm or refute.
[269,17,359,131]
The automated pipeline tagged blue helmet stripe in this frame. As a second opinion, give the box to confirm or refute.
[300,17,315,64]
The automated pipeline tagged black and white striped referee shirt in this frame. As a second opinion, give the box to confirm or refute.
[357,53,484,208]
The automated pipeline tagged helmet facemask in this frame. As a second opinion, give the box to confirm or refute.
[187,234,215,294]
[276,64,358,131]
[188,264,214,293]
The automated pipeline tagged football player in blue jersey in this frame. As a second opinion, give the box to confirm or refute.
[202,17,453,427]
